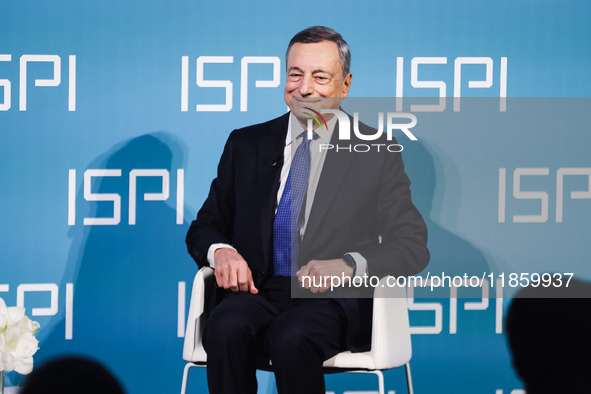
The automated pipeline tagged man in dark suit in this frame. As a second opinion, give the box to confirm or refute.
[186,26,429,394]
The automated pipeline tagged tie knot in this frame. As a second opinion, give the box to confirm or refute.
[302,131,318,144]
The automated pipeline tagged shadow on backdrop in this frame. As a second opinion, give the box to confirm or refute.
[402,141,489,279]
[36,132,199,394]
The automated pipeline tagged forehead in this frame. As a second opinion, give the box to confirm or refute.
[286,41,341,71]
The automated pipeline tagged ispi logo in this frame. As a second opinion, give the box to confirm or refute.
[304,108,418,153]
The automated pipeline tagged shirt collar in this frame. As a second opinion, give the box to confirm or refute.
[287,112,337,146]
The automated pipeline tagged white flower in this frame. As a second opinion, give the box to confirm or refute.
[0,297,40,375]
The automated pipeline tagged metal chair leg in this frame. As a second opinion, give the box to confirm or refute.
[181,363,199,394]
[182,363,410,394]
[347,370,385,394]
[374,370,385,394]
[405,362,414,394]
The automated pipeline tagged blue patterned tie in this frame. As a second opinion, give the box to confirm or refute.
[273,131,316,276]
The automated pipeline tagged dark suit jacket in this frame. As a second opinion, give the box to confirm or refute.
[186,112,429,351]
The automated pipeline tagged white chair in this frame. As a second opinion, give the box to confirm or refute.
[181,267,414,394]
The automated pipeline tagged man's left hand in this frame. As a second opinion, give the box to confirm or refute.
[296,259,354,293]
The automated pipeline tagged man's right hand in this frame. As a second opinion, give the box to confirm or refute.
[213,248,259,294]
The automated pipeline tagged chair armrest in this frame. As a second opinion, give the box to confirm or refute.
[370,276,412,368]
[183,266,215,362]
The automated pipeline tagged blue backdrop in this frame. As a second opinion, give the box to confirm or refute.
[2,1,590,393]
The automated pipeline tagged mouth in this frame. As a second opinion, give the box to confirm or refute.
[293,97,324,104]
[291,98,327,112]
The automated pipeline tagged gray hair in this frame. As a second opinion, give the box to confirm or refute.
[286,26,351,79]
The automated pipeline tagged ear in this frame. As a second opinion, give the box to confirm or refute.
[342,72,352,97]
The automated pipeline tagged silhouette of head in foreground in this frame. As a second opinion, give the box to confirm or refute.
[20,356,125,394]
[505,278,591,394]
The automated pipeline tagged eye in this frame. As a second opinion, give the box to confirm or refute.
[288,72,302,81]
[315,76,330,85]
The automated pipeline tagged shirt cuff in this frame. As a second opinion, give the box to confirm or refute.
[207,243,236,269]
[346,252,367,278]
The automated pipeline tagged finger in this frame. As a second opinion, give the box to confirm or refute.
[227,266,238,292]
[316,275,329,293]
[220,264,233,288]
[222,265,232,290]
[297,266,310,287]
[248,276,259,294]
[215,270,224,288]
[237,265,249,292]
[298,274,309,289]
[296,261,311,276]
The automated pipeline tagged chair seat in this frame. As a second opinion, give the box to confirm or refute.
[181,267,414,394]
[322,350,377,369]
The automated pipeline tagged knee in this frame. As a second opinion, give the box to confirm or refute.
[265,324,314,362]
[203,307,256,351]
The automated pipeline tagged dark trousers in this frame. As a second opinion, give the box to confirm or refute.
[203,277,348,394]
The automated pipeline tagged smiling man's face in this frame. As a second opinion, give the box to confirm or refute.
[284,40,352,127]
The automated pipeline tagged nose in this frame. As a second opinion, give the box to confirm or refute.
[298,74,313,97]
